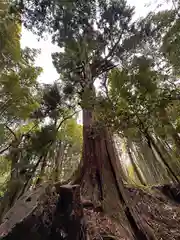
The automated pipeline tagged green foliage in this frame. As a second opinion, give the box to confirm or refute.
[59,118,83,153]
[0,156,11,196]
[30,124,57,153]
[162,19,180,72]
[0,1,21,68]
[4,0,180,190]
[0,47,42,120]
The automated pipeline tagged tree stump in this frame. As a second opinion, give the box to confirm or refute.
[49,184,87,240]
[0,184,87,240]
[0,183,57,240]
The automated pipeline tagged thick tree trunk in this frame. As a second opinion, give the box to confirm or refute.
[78,108,156,240]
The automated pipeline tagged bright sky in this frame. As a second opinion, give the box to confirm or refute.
[20,0,171,85]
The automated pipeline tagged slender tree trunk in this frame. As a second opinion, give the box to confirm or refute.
[133,142,154,184]
[145,131,179,183]
[54,142,64,182]
[36,155,48,185]
[126,139,146,186]
[0,171,24,222]
[137,139,162,184]
[156,136,180,179]
[114,136,129,183]
[19,155,44,197]
[0,145,23,222]
[160,109,180,154]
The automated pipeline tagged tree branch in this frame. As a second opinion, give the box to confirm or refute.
[5,125,17,141]
[105,29,125,61]
[0,145,10,155]
[56,111,80,132]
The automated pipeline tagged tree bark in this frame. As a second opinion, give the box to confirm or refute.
[0,178,24,223]
[54,141,64,182]
[133,141,156,184]
[156,136,180,178]
[0,157,25,222]
[160,108,180,154]
[145,131,179,183]
[49,184,88,240]
[138,139,163,184]
[0,183,55,239]
[78,108,156,240]
[126,139,146,186]
[36,155,48,185]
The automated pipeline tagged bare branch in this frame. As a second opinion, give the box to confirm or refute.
[5,125,17,140]
[0,145,10,155]
[57,111,80,131]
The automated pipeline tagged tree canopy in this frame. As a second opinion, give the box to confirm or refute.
[1,1,180,239]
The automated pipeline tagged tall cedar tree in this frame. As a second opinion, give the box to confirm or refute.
[15,0,157,239]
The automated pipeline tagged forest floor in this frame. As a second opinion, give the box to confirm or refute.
[1,183,180,240]
[85,184,180,240]
[126,184,180,240]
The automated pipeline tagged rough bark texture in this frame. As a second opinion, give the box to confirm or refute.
[54,142,64,182]
[0,138,30,221]
[81,110,125,218]
[145,131,179,183]
[126,140,146,186]
[80,109,156,240]
[0,177,25,223]
[50,184,87,240]
[0,184,87,240]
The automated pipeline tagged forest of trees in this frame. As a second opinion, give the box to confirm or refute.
[1,0,180,239]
